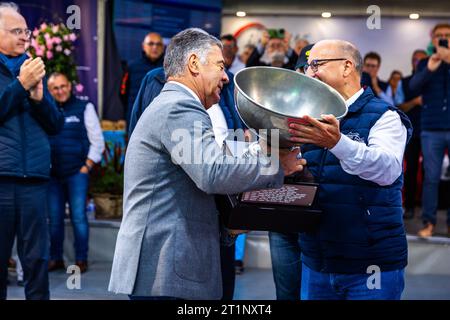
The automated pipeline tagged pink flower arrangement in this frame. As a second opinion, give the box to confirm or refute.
[28,22,81,89]
[75,83,84,93]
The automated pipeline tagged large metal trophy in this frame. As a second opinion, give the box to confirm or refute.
[222,66,347,233]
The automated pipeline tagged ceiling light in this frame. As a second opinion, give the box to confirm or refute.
[409,13,420,20]
[322,12,332,18]
[236,11,246,17]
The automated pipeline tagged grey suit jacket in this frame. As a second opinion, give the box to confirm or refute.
[108,82,284,299]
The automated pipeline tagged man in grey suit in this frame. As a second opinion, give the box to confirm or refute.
[108,28,305,300]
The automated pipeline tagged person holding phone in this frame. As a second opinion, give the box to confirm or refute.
[246,28,298,70]
[410,23,450,238]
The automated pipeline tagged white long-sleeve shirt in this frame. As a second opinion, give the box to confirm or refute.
[329,88,407,186]
[84,102,105,163]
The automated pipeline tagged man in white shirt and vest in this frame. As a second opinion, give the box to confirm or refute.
[47,72,104,274]
[289,39,412,300]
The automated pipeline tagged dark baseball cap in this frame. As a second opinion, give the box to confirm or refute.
[295,43,314,70]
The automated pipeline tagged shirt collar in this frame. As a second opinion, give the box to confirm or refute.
[168,81,201,104]
[345,88,364,107]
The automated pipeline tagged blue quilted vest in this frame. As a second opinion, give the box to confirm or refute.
[49,96,90,178]
[300,87,412,274]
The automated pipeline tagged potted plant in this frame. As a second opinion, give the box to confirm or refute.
[90,142,125,220]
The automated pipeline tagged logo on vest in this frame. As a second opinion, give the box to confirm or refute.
[346,131,365,143]
[65,115,80,123]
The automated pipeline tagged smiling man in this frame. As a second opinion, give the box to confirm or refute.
[0,2,63,300]
[289,39,412,300]
[46,72,104,274]
[109,28,305,300]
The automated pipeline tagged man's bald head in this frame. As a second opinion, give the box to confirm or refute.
[311,40,363,76]
[142,32,164,62]
[306,39,363,99]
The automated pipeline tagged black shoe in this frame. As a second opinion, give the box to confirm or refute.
[403,208,414,219]
[75,261,88,273]
[48,260,66,271]
[8,258,16,272]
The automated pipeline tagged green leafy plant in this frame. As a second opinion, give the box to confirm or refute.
[90,143,124,195]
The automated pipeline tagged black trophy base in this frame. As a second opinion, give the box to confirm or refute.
[219,181,322,233]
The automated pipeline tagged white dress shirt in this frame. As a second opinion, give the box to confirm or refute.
[329,88,407,186]
[168,81,229,146]
[84,102,105,163]
[206,104,229,146]
[228,56,245,76]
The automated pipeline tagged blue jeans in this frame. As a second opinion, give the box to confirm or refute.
[301,263,405,300]
[48,172,89,262]
[269,232,302,300]
[421,131,450,226]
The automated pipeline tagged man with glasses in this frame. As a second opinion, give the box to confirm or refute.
[360,51,388,98]
[410,23,450,238]
[289,39,412,300]
[125,32,165,130]
[0,2,63,300]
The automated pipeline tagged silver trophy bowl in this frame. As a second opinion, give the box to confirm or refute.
[234,66,347,148]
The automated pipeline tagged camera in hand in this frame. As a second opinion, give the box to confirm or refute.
[267,28,285,39]
[439,38,448,48]
[433,39,448,53]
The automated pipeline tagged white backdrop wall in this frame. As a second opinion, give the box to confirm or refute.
[222,16,449,80]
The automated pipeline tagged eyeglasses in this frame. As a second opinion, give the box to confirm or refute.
[144,41,163,47]
[303,58,346,73]
[364,63,379,68]
[433,33,450,39]
[50,84,69,92]
[2,28,32,39]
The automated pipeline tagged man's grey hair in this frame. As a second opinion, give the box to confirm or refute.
[0,2,19,27]
[340,41,363,76]
[164,28,222,78]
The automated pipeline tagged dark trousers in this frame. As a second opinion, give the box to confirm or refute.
[421,131,450,226]
[403,135,422,209]
[220,243,235,300]
[0,178,50,300]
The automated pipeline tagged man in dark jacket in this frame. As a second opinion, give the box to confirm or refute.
[410,23,450,237]
[289,39,411,300]
[0,3,63,300]
[125,32,164,129]
[398,49,428,219]
[360,51,388,97]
